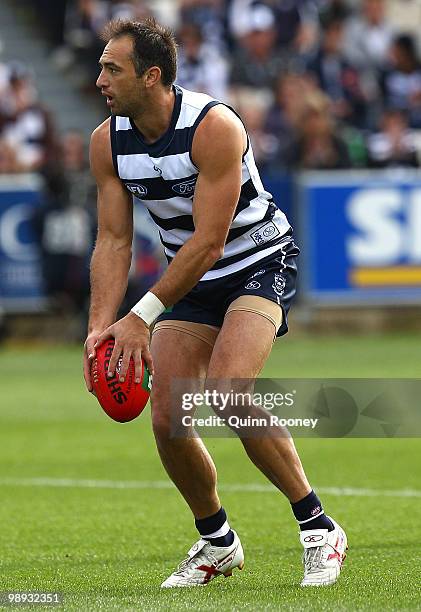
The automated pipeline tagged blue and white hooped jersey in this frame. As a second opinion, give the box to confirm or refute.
[110,85,291,281]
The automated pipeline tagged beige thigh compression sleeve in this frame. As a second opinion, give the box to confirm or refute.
[226,295,283,334]
[152,320,220,348]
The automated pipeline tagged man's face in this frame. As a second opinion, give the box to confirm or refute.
[364,0,384,25]
[96,36,145,117]
[323,23,343,55]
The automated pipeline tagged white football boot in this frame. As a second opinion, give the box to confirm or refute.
[300,517,348,586]
[161,531,244,587]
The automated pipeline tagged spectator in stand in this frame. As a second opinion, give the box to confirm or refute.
[176,22,229,100]
[343,0,394,128]
[228,0,264,39]
[230,87,276,172]
[61,130,97,211]
[284,90,351,169]
[344,0,394,71]
[229,0,319,57]
[32,165,95,327]
[61,0,108,84]
[380,34,421,128]
[269,0,320,56]
[306,15,367,128]
[0,62,57,172]
[367,109,419,168]
[61,130,87,172]
[229,4,283,92]
[264,72,318,170]
[179,0,227,52]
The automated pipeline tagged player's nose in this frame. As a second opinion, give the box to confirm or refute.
[96,69,107,89]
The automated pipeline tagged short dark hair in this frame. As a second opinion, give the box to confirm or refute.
[321,14,345,32]
[101,18,177,87]
[394,34,418,64]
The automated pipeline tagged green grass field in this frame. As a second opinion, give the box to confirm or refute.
[1,333,420,611]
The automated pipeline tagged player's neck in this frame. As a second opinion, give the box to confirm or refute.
[132,87,175,144]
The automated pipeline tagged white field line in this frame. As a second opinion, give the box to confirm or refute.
[0,477,420,498]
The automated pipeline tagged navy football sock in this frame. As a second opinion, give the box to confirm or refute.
[195,507,235,547]
[291,490,334,532]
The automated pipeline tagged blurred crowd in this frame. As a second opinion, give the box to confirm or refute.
[19,0,421,172]
[2,0,421,176]
[0,55,98,321]
[1,0,421,325]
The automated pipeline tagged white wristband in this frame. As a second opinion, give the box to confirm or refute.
[131,292,166,327]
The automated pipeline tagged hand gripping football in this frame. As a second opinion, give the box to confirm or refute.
[91,339,152,422]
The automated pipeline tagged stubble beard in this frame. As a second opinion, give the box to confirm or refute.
[110,96,143,119]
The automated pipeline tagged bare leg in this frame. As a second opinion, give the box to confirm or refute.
[206,310,311,503]
[150,327,220,518]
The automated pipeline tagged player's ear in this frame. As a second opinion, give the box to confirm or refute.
[144,66,161,88]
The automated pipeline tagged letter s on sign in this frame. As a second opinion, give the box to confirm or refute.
[346,189,403,266]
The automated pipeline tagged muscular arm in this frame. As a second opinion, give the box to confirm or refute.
[83,119,136,390]
[150,105,246,306]
[88,119,133,332]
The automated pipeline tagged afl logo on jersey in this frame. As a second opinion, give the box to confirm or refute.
[172,178,197,196]
[126,183,148,197]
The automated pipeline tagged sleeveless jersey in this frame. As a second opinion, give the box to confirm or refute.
[110,85,291,281]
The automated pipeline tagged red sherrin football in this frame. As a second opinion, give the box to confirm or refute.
[91,339,151,422]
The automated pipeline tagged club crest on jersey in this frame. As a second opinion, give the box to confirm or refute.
[250,221,281,246]
[245,280,261,290]
[272,273,286,296]
[172,178,197,196]
[125,183,148,197]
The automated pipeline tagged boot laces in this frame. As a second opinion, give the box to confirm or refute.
[304,546,324,573]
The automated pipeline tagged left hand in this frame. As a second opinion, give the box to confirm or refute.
[94,312,154,382]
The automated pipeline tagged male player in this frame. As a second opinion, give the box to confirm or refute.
[83,18,347,587]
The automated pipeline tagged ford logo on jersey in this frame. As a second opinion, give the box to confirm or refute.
[172,178,197,196]
[126,183,148,197]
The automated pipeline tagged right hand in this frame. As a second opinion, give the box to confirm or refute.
[93,312,154,382]
[83,331,102,393]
